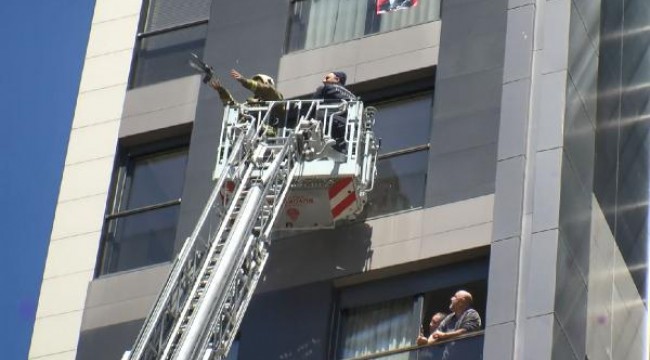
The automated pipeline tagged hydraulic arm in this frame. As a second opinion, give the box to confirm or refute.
[123,98,378,360]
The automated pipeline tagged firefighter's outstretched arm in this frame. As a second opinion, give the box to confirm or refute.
[209,78,237,106]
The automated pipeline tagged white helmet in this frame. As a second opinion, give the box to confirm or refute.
[251,74,275,86]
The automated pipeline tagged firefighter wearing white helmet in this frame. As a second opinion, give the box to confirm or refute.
[209,69,282,106]
[209,69,284,135]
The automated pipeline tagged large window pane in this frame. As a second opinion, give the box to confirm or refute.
[131,23,207,88]
[365,151,428,217]
[102,206,179,274]
[373,95,432,154]
[144,0,211,33]
[287,0,440,52]
[124,149,188,209]
[98,143,188,276]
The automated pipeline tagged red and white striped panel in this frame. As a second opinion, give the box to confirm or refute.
[329,177,357,221]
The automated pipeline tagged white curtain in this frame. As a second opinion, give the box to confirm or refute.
[301,0,441,51]
[339,297,419,359]
[305,0,367,49]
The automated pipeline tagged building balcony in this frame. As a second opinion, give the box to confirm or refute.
[344,331,484,360]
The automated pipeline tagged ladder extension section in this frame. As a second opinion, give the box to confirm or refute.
[125,105,300,360]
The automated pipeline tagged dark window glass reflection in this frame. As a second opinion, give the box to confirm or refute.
[373,96,432,154]
[365,151,428,217]
[131,24,207,88]
[360,94,432,217]
[125,150,188,209]
[102,206,179,274]
[98,144,188,276]
[595,0,650,301]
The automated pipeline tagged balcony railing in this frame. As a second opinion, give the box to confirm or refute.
[344,331,484,360]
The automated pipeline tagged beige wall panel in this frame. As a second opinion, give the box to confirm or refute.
[419,222,492,260]
[278,67,356,98]
[93,0,142,24]
[58,157,113,202]
[357,21,441,62]
[36,272,93,318]
[29,311,83,358]
[30,350,76,360]
[279,42,359,82]
[43,232,102,280]
[123,75,202,117]
[421,194,494,236]
[356,46,440,83]
[85,263,170,308]
[81,294,158,330]
[368,238,421,270]
[50,194,108,240]
[278,21,441,98]
[79,50,133,92]
[86,15,139,58]
[366,210,423,247]
[64,120,119,165]
[73,85,127,128]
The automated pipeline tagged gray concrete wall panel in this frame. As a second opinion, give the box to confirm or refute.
[540,0,571,74]
[482,321,515,360]
[119,75,201,139]
[238,282,333,360]
[81,263,170,331]
[492,157,525,240]
[77,319,144,360]
[532,148,562,233]
[426,144,498,206]
[425,0,506,208]
[498,78,531,160]
[521,314,554,360]
[503,5,534,83]
[535,71,568,152]
[525,229,559,318]
[485,237,520,327]
[435,0,507,80]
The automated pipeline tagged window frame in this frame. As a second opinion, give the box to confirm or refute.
[284,0,441,54]
[329,259,489,359]
[95,137,189,277]
[361,89,434,219]
[127,0,209,89]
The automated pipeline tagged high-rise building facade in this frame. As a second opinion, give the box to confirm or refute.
[29,0,648,359]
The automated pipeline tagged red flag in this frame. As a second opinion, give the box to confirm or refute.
[376,0,418,14]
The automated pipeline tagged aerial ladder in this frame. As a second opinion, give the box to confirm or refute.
[122,82,378,360]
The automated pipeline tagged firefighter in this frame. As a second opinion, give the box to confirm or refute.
[210,69,284,136]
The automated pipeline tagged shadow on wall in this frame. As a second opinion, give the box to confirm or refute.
[260,222,374,292]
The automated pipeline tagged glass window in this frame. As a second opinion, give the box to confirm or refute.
[335,268,488,360]
[130,23,207,88]
[98,144,188,275]
[286,0,441,52]
[365,151,428,217]
[363,94,432,217]
[338,296,421,359]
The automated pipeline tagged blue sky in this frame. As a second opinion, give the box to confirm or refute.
[0,0,95,358]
